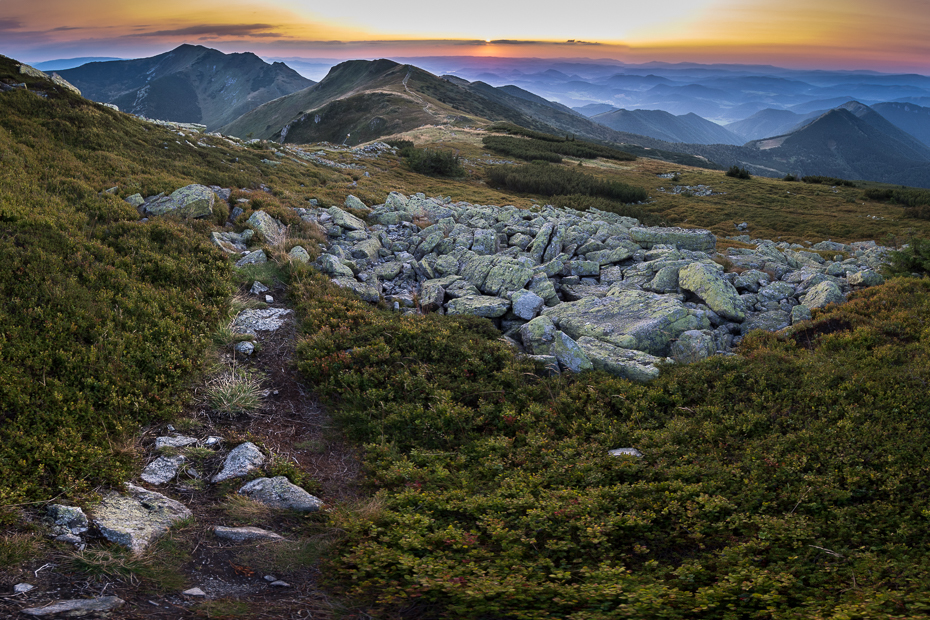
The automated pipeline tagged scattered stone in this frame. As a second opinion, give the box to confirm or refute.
[21,596,125,616]
[155,435,198,450]
[141,455,186,485]
[670,330,717,364]
[235,250,268,267]
[182,588,206,597]
[445,295,510,318]
[246,210,285,243]
[214,526,284,542]
[212,442,265,483]
[576,337,666,382]
[552,331,593,373]
[234,341,255,356]
[212,230,254,254]
[238,476,323,512]
[264,295,274,304]
[14,583,35,593]
[631,227,716,251]
[269,581,291,588]
[288,245,311,264]
[678,263,745,322]
[609,448,644,457]
[511,290,545,321]
[802,280,845,309]
[250,281,270,295]
[263,575,278,582]
[848,270,884,287]
[47,505,88,533]
[92,484,192,553]
[204,436,223,447]
[344,194,369,211]
[232,308,293,336]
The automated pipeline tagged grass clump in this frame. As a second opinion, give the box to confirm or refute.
[0,532,42,568]
[486,161,648,204]
[802,175,857,187]
[67,535,190,591]
[401,147,465,177]
[205,366,265,416]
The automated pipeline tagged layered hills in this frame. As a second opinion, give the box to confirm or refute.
[58,44,314,130]
[591,108,744,145]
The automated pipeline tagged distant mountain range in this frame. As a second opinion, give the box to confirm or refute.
[58,45,313,130]
[56,49,930,187]
[590,108,743,145]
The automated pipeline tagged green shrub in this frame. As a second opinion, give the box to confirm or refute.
[864,187,930,220]
[550,194,662,226]
[401,147,464,177]
[802,175,857,187]
[486,161,648,203]
[783,173,798,182]
[886,238,930,276]
[725,165,751,179]
[482,134,635,163]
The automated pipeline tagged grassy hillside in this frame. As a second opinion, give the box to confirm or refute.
[8,51,930,617]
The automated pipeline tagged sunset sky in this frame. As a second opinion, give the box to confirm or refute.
[2,0,929,73]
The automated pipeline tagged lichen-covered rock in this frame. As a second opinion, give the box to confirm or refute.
[212,442,265,483]
[631,226,716,251]
[287,245,311,264]
[47,505,88,533]
[848,270,884,287]
[350,237,382,261]
[332,277,381,302]
[212,230,254,254]
[471,229,499,255]
[235,250,267,267]
[678,262,745,322]
[246,210,285,243]
[511,290,545,321]
[445,295,510,318]
[483,261,535,296]
[740,310,791,335]
[802,280,845,309]
[791,304,813,324]
[92,484,192,553]
[238,476,323,512]
[141,455,186,485]
[232,308,293,336]
[520,316,558,355]
[155,435,198,450]
[344,194,369,211]
[315,254,354,278]
[575,337,665,382]
[327,206,366,231]
[670,330,717,364]
[419,280,446,311]
[143,184,216,219]
[552,331,593,373]
[543,290,706,356]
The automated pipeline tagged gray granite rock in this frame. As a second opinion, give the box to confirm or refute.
[212,442,265,483]
[214,525,284,542]
[141,455,186,485]
[238,476,323,512]
[21,596,125,616]
[92,484,191,553]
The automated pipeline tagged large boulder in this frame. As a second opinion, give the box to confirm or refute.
[669,330,717,364]
[246,210,285,243]
[327,206,367,231]
[445,295,510,318]
[211,229,254,254]
[143,184,216,219]
[678,263,745,322]
[552,331,593,373]
[543,289,707,356]
[802,281,845,309]
[519,315,558,355]
[212,442,265,483]
[92,484,192,553]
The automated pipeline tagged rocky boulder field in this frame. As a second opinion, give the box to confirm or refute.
[293,192,891,381]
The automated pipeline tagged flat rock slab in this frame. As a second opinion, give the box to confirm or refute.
[212,442,265,483]
[576,337,667,383]
[238,476,323,512]
[92,484,191,553]
[543,290,706,356]
[630,226,716,252]
[232,308,293,336]
[155,435,197,450]
[21,596,125,616]
[214,526,284,542]
[445,295,510,318]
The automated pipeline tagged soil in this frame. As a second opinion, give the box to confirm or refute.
[0,282,375,619]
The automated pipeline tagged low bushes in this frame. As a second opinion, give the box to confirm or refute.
[802,175,857,187]
[290,266,930,618]
[486,161,648,204]
[725,165,751,179]
[864,187,930,220]
[482,134,636,163]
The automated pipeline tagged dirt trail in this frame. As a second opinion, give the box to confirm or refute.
[1,280,367,619]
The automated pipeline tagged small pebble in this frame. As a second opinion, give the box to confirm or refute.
[269,581,291,588]
[263,575,278,582]
[182,587,206,597]
[265,295,274,303]
[14,583,35,594]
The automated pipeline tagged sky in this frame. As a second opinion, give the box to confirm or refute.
[2,0,930,74]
